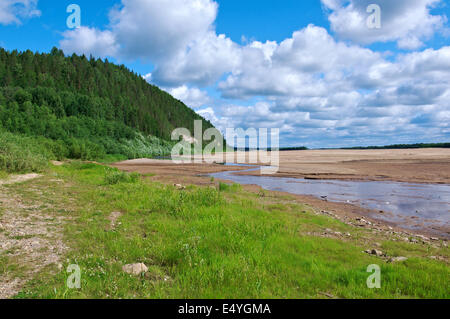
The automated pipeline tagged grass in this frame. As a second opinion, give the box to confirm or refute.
[0,130,175,174]
[0,131,50,173]
[103,168,140,185]
[2,162,446,299]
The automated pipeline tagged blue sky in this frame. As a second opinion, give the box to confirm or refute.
[1,0,449,148]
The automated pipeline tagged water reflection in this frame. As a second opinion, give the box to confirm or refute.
[211,167,450,236]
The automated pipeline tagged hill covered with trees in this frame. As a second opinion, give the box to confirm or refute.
[0,47,215,172]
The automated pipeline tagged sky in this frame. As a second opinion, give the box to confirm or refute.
[0,0,449,148]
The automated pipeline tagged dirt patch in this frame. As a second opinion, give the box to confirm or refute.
[0,178,67,299]
[107,212,122,231]
[51,161,64,166]
[0,174,42,186]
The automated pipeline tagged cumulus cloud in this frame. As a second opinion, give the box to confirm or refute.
[321,0,447,49]
[214,25,450,146]
[60,0,238,86]
[219,25,382,99]
[0,0,40,25]
[60,27,119,58]
[166,85,211,108]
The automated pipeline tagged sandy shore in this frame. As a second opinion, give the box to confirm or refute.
[194,148,450,184]
[115,148,450,184]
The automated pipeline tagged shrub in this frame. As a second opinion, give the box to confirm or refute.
[0,131,49,173]
[104,169,140,185]
[219,182,241,193]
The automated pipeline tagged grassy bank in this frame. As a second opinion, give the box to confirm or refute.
[2,162,448,299]
[0,130,175,173]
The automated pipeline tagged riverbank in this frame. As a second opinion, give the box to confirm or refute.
[2,161,448,298]
[112,151,450,240]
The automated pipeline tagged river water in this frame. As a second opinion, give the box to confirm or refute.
[211,166,450,237]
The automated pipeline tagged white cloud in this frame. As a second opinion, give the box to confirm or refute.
[109,0,217,61]
[166,85,211,108]
[219,25,382,99]
[321,0,447,49]
[60,27,119,58]
[0,0,40,25]
[60,0,238,86]
[152,32,240,86]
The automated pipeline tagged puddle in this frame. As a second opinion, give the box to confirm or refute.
[211,165,450,238]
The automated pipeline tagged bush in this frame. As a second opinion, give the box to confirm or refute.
[67,139,106,160]
[0,131,49,173]
[104,168,140,185]
[219,182,242,193]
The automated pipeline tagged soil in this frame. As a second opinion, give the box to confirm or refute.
[204,148,450,184]
[0,175,67,299]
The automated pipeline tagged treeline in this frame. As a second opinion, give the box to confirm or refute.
[0,47,215,171]
[0,47,213,140]
[342,143,450,150]
[233,146,309,151]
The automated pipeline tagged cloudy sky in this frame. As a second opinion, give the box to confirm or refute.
[1,0,449,148]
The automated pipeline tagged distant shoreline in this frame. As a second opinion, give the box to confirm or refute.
[232,142,450,152]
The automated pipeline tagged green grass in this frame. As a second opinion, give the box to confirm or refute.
[0,131,50,173]
[0,130,175,174]
[7,162,448,299]
[218,182,242,193]
[103,168,140,185]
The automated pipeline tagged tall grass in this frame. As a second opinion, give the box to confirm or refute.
[0,131,50,173]
[104,168,140,185]
[0,130,175,174]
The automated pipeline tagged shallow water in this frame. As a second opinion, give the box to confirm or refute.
[211,166,450,237]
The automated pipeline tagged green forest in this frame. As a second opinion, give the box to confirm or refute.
[0,47,215,172]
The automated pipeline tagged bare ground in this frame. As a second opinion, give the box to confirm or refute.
[201,149,450,184]
[0,175,67,299]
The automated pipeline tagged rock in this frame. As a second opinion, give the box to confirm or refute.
[122,263,148,276]
[364,249,384,257]
[430,237,439,241]
[372,249,384,256]
[417,235,429,241]
[319,292,336,299]
[388,257,408,263]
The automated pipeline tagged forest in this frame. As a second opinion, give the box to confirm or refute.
[0,47,215,172]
